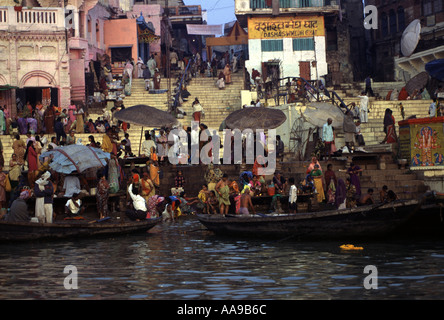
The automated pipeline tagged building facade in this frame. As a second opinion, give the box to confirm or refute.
[0,5,70,116]
[367,0,444,82]
[235,0,359,85]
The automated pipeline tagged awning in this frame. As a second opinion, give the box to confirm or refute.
[186,24,223,36]
[0,85,18,91]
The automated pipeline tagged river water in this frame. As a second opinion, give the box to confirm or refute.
[1,217,444,300]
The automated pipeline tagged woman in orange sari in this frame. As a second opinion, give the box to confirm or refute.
[223,64,232,84]
[148,146,160,188]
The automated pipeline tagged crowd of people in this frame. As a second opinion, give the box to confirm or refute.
[0,121,401,224]
[11,100,89,137]
[299,157,398,210]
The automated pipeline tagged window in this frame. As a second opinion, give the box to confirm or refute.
[434,0,443,12]
[389,9,397,35]
[293,37,315,51]
[422,0,443,16]
[423,0,433,16]
[326,30,337,51]
[250,0,272,9]
[397,7,405,32]
[261,39,283,52]
[381,12,388,37]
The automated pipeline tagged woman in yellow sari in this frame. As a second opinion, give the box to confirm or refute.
[148,146,160,188]
[310,164,325,203]
[140,172,155,201]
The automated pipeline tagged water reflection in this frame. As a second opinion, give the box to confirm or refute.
[0,217,443,299]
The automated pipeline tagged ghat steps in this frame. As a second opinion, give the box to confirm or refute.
[0,75,431,199]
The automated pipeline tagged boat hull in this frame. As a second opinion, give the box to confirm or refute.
[197,200,433,240]
[0,218,161,242]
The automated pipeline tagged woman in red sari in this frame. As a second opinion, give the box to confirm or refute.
[381,108,397,144]
[24,140,38,188]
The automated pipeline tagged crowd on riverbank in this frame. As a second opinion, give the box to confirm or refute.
[0,122,400,225]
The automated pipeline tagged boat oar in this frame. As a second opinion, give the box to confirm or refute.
[88,217,111,224]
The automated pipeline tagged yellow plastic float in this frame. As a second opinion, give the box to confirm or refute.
[340,244,364,251]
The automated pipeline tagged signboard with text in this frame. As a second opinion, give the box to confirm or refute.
[248,16,325,39]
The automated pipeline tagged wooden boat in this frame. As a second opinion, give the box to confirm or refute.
[0,217,161,242]
[196,195,441,240]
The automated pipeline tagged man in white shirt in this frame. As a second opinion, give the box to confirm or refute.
[322,118,334,160]
[126,183,148,221]
[141,131,156,157]
[63,175,82,198]
[288,177,297,213]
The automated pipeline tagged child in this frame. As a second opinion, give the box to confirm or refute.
[355,120,365,148]
[238,186,255,215]
[207,190,218,214]
[65,193,85,217]
[197,184,209,213]
[162,196,181,221]
[171,170,185,196]
[288,177,297,213]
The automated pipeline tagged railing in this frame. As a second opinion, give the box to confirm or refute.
[256,75,349,114]
[16,9,58,24]
[0,8,7,23]
[167,5,201,17]
[172,56,196,111]
[0,7,65,30]
[250,0,328,9]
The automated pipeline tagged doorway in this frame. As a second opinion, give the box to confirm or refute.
[299,61,311,80]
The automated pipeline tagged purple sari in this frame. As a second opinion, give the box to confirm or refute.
[347,165,361,196]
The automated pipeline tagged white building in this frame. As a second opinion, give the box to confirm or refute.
[235,0,340,82]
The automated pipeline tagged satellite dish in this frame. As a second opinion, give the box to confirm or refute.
[401,19,421,57]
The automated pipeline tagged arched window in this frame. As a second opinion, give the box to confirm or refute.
[389,9,397,35]
[96,20,100,47]
[87,16,91,34]
[398,6,405,32]
[381,12,388,38]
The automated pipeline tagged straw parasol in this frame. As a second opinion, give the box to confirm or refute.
[113,104,179,128]
[405,71,429,96]
[113,104,180,157]
[224,107,287,131]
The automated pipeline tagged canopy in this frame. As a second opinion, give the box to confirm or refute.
[401,19,421,57]
[224,107,287,131]
[113,104,179,128]
[425,59,444,82]
[39,144,110,174]
[302,102,344,128]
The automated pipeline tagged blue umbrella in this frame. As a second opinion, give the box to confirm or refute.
[425,59,444,82]
[40,144,110,174]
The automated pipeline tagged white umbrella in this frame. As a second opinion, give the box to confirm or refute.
[401,19,421,57]
[302,102,344,128]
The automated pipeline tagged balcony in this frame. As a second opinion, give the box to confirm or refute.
[235,0,339,16]
[166,5,203,24]
[0,6,66,32]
